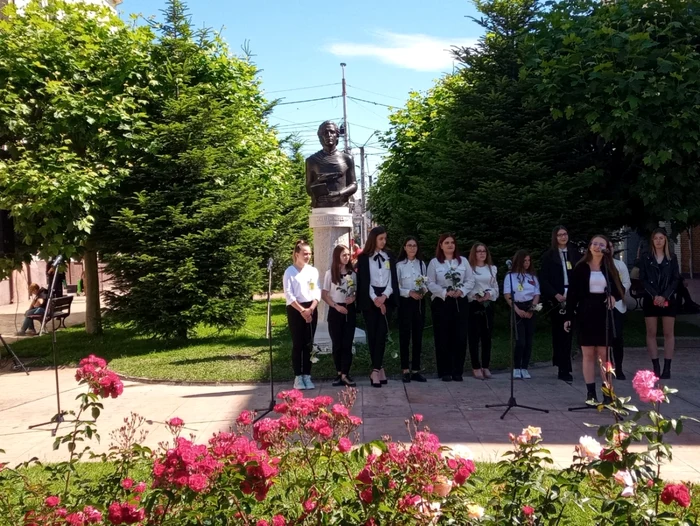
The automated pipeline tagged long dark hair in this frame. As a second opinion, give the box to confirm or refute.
[435,233,461,264]
[330,244,353,285]
[551,225,569,250]
[511,249,535,277]
[363,226,388,256]
[578,234,624,295]
[397,236,423,263]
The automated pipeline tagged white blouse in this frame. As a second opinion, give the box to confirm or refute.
[467,265,500,302]
[589,271,607,293]
[427,257,475,301]
[283,264,321,306]
[503,272,540,302]
[396,259,427,298]
[323,270,356,305]
[368,250,393,301]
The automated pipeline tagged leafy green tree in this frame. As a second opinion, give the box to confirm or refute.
[371,0,621,264]
[0,0,154,333]
[529,0,700,230]
[100,0,307,338]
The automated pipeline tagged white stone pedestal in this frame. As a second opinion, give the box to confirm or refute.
[310,207,366,353]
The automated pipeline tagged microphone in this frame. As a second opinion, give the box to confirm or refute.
[267,257,274,271]
[505,259,513,270]
[600,248,611,255]
[52,255,64,268]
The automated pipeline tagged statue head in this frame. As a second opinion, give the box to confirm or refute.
[317,121,339,151]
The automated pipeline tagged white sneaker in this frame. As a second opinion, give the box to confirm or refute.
[302,375,315,389]
[521,369,531,379]
[513,369,522,379]
[294,375,306,390]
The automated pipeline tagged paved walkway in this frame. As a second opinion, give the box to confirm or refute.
[2,346,700,481]
[0,296,87,345]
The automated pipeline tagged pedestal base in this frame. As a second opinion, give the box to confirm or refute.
[313,325,367,355]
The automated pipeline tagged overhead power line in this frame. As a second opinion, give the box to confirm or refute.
[347,96,394,109]
[266,82,341,94]
[347,84,405,102]
[276,95,342,106]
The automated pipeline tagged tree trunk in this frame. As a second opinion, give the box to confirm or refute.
[84,241,102,335]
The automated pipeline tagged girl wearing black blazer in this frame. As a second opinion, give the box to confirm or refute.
[356,226,399,388]
[639,228,680,379]
[565,235,623,403]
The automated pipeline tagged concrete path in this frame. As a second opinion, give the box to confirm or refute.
[0,296,87,345]
[2,346,700,481]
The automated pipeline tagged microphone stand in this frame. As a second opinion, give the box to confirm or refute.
[0,333,29,374]
[254,258,276,423]
[486,267,549,419]
[568,255,617,412]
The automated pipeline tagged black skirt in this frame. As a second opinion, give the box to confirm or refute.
[642,294,677,318]
[577,293,613,347]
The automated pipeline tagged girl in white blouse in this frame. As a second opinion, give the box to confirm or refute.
[503,250,540,380]
[283,240,321,390]
[321,244,357,388]
[427,234,475,382]
[396,236,428,383]
[356,226,399,388]
[467,243,499,380]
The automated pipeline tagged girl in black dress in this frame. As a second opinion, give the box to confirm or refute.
[565,235,623,403]
[639,228,680,378]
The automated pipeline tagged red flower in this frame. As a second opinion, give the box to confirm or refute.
[256,521,269,526]
[236,410,254,425]
[107,501,145,524]
[272,515,286,526]
[522,505,535,516]
[360,487,374,503]
[599,449,620,463]
[167,417,184,428]
[661,483,691,508]
[120,478,134,490]
[44,496,60,508]
[413,413,424,423]
[303,499,317,512]
[338,437,353,453]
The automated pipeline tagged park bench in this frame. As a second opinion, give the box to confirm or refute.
[28,295,74,329]
[629,278,645,310]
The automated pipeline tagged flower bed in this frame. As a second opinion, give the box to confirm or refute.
[1,356,699,525]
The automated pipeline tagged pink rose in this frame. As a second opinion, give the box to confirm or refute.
[44,496,60,507]
[120,478,134,490]
[167,417,184,428]
[522,505,535,516]
[338,437,353,453]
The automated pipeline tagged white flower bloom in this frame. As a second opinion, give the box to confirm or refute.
[466,504,485,519]
[575,435,602,460]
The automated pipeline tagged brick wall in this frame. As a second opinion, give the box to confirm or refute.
[679,226,700,276]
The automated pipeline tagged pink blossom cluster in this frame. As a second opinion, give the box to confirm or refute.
[632,370,665,404]
[25,500,103,526]
[75,355,124,399]
[255,516,286,526]
[660,483,691,508]
[209,432,280,501]
[252,390,362,450]
[107,501,145,524]
[152,437,222,493]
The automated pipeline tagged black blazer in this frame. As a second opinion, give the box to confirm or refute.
[565,262,623,322]
[639,253,680,300]
[539,243,581,302]
[356,251,400,311]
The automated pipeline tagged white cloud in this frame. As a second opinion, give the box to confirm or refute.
[328,31,478,72]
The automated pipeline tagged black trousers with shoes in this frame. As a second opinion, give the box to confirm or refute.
[399,296,425,371]
[364,286,392,371]
[287,302,318,376]
[328,302,356,376]
[432,296,468,378]
[514,309,535,370]
[550,308,573,377]
[468,301,494,370]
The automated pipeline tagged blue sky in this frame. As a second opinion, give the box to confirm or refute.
[121,0,483,175]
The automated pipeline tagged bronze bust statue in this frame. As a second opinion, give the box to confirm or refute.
[305,121,358,208]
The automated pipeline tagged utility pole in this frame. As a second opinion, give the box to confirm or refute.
[359,146,366,245]
[340,63,350,153]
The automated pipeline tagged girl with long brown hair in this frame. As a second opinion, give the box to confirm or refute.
[427,234,475,382]
[467,243,499,379]
[565,235,623,403]
[283,240,321,390]
[321,244,357,387]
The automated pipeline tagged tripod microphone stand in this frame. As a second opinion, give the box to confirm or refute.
[0,333,29,374]
[254,257,276,423]
[568,255,616,412]
[28,256,75,436]
[486,264,549,419]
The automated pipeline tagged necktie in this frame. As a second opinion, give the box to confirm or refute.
[373,253,385,269]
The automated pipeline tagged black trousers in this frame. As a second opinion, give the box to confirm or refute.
[468,301,494,369]
[328,303,356,375]
[514,313,535,370]
[612,308,624,373]
[431,297,468,378]
[287,302,317,376]
[550,308,572,374]
[398,297,425,371]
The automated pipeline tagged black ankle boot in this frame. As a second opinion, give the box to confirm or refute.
[661,359,672,380]
[586,382,598,403]
[652,359,660,378]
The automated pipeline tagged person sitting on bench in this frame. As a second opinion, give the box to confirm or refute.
[17,283,48,336]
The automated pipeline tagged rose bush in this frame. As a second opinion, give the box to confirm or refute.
[0,356,699,525]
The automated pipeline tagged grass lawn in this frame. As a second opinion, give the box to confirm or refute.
[8,300,700,383]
